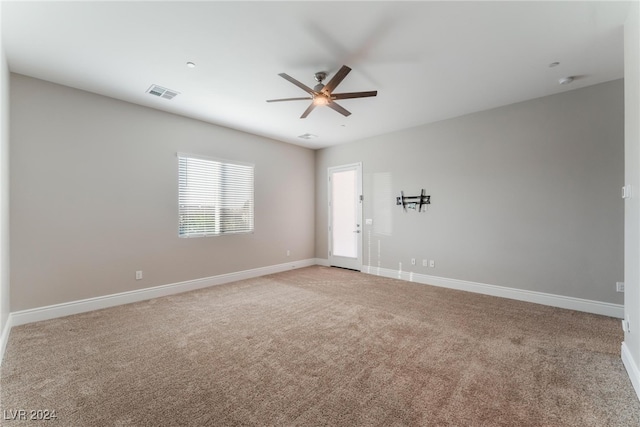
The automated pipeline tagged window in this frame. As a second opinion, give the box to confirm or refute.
[178,153,254,237]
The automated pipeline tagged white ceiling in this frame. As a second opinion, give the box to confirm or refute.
[1,1,632,149]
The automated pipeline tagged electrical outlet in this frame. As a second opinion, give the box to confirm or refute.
[429,260,435,268]
[135,271,143,280]
[422,259,428,267]
[411,258,416,265]
[616,282,625,292]
[286,250,290,257]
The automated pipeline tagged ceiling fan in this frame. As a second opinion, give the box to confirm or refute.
[266,65,377,118]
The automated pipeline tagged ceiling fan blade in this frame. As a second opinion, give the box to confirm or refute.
[327,101,351,117]
[331,91,378,100]
[266,97,312,103]
[323,65,351,94]
[300,103,316,119]
[278,73,316,95]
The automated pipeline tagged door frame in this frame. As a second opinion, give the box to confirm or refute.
[328,162,363,271]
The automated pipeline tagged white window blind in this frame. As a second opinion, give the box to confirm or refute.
[178,154,254,237]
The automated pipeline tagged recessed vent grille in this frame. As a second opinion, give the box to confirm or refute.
[298,133,318,140]
[146,84,179,100]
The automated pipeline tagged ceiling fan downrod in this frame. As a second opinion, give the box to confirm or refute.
[314,72,327,92]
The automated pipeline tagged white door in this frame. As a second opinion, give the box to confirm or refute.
[328,163,362,270]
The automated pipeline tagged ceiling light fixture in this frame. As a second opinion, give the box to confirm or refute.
[186,62,196,69]
[559,76,574,85]
[313,95,330,106]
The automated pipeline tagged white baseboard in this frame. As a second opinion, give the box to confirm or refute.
[2,259,625,366]
[10,259,317,327]
[362,265,624,319]
[622,342,640,402]
[0,313,12,364]
[314,258,330,267]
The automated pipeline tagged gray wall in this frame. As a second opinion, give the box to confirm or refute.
[316,80,624,304]
[10,74,315,311]
[624,1,640,389]
[0,6,10,331]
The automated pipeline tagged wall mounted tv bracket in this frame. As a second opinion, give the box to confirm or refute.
[396,189,431,212]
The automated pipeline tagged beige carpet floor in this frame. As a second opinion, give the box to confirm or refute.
[1,266,639,426]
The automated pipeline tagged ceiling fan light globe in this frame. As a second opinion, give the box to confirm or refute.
[313,96,329,106]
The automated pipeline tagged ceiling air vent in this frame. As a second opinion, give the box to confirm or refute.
[298,133,318,140]
[146,84,179,100]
